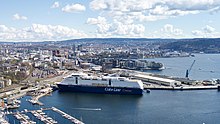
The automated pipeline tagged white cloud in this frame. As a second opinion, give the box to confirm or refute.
[87,0,220,38]
[90,0,220,23]
[210,6,220,14]
[87,16,145,37]
[148,24,184,38]
[192,25,220,38]
[51,1,60,8]
[0,24,87,42]
[90,0,108,10]
[87,16,107,25]
[0,25,9,32]
[62,4,86,13]
[13,13,27,20]
[192,30,203,36]
[87,16,110,35]
[203,25,215,33]
[162,24,183,36]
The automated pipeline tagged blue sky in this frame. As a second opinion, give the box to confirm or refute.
[0,0,220,41]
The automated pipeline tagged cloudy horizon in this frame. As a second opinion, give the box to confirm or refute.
[0,0,220,42]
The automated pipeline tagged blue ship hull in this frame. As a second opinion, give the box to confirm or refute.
[57,84,143,95]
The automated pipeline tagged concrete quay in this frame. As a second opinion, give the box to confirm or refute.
[117,68,220,91]
[144,84,218,90]
[29,87,53,106]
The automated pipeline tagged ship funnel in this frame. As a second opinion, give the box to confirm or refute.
[75,77,78,84]
[109,79,111,86]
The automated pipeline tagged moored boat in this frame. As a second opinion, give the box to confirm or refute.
[57,73,144,95]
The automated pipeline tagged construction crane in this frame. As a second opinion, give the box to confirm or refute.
[185,60,196,78]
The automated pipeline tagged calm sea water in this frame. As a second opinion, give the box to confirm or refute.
[40,90,220,124]
[6,54,220,124]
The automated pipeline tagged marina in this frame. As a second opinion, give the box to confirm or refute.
[30,110,57,124]
[4,107,84,124]
[4,89,220,124]
[0,112,9,124]
[52,107,84,124]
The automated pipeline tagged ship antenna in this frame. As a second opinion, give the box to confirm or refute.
[109,79,111,86]
[76,77,78,84]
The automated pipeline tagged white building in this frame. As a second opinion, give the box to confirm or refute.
[134,74,181,87]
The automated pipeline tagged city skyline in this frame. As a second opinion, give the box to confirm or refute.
[0,0,220,41]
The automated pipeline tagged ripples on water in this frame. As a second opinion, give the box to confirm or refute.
[39,90,220,124]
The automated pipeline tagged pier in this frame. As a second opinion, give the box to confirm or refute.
[29,87,53,106]
[128,70,220,91]
[14,113,36,124]
[30,110,57,124]
[4,107,84,124]
[0,112,9,124]
[144,84,218,90]
[52,107,84,124]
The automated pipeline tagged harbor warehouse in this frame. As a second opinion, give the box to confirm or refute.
[134,74,181,86]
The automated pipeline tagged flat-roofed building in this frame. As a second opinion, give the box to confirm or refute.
[134,74,181,86]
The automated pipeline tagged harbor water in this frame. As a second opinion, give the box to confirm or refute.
[7,90,220,124]
[6,54,220,124]
[144,53,220,80]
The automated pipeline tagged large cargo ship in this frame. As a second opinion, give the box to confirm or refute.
[57,73,144,95]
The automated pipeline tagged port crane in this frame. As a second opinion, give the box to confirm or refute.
[185,60,196,78]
